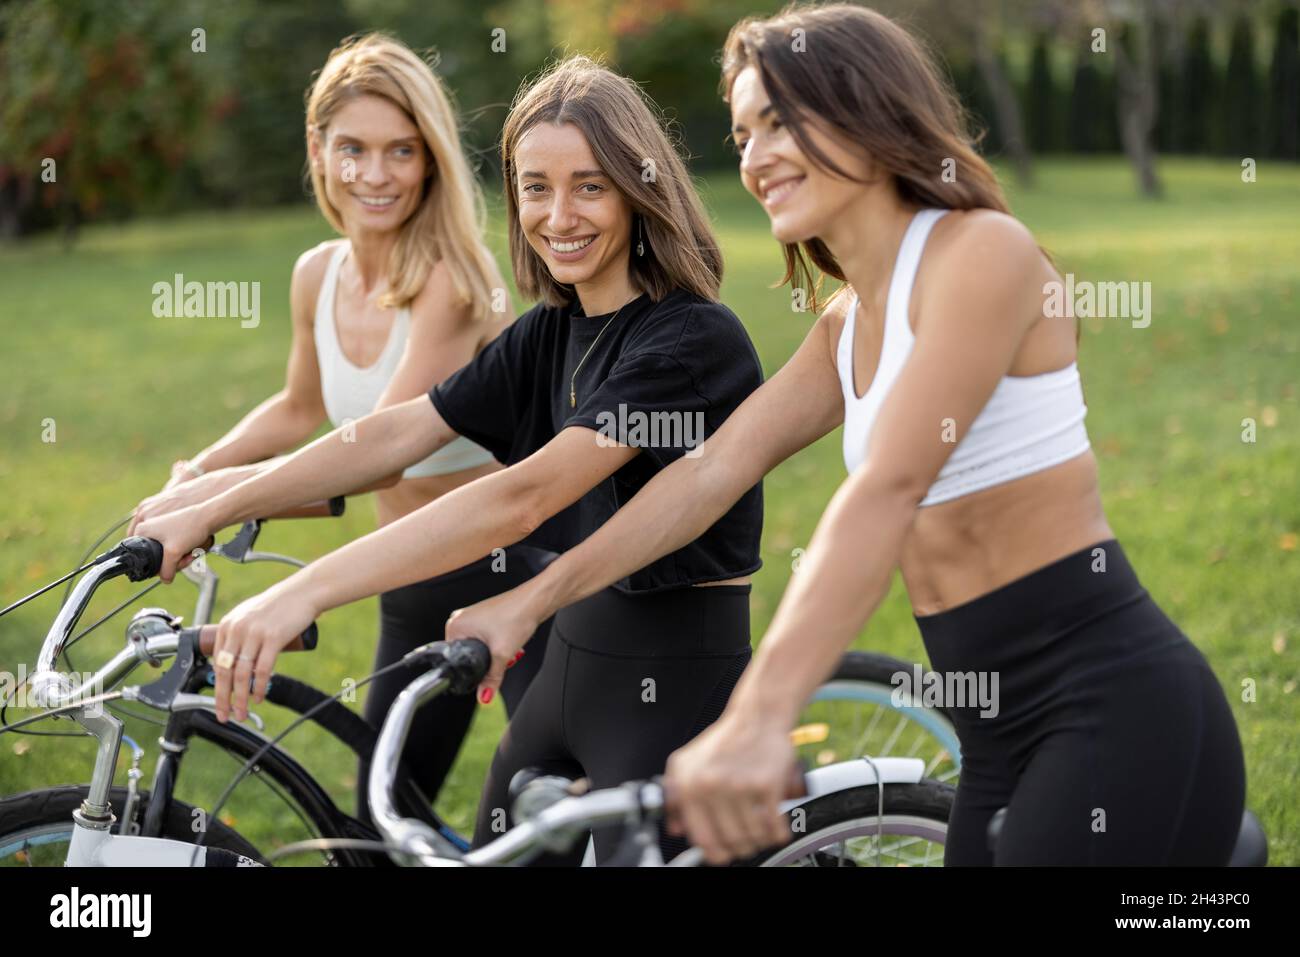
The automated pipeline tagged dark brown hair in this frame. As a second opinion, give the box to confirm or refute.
[721,2,1012,310]
[501,56,723,307]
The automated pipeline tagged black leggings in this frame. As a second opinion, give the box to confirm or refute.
[354,544,557,828]
[470,583,753,865]
[916,539,1246,865]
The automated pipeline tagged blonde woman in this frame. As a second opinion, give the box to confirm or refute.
[129,34,554,825]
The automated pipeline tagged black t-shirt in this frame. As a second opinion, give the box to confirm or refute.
[428,287,764,593]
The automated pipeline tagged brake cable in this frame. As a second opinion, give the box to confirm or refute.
[0,555,113,619]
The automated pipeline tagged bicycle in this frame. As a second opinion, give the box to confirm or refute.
[0,509,458,867]
[354,637,953,867]
[0,533,955,866]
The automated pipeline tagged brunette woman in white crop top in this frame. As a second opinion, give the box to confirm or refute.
[128,34,557,821]
[441,5,1246,866]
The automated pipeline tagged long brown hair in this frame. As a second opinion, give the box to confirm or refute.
[501,55,723,307]
[721,3,1011,310]
[306,33,502,318]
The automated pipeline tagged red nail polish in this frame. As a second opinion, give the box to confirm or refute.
[479,687,494,705]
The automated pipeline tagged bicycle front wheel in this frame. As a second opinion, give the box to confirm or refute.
[799,652,962,784]
[744,780,954,868]
[0,785,263,866]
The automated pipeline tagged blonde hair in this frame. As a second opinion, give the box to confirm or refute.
[305,33,500,318]
[500,56,723,307]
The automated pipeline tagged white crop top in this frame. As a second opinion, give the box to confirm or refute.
[837,208,1091,506]
[314,242,496,479]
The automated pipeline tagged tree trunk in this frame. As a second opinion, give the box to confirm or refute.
[974,34,1034,186]
[1115,21,1163,197]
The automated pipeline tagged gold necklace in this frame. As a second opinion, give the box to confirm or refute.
[570,292,639,408]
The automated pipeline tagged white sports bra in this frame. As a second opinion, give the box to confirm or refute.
[314,242,496,479]
[837,208,1091,506]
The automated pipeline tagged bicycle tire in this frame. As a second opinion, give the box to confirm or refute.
[803,651,963,780]
[203,669,439,828]
[174,676,455,867]
[0,785,263,866]
[741,779,955,868]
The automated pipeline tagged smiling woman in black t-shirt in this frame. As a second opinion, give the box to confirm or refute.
[135,55,765,864]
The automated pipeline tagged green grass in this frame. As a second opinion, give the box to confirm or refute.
[1,157,1297,864]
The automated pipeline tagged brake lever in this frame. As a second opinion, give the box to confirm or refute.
[127,627,204,710]
[119,685,266,730]
[211,521,263,563]
[170,693,264,731]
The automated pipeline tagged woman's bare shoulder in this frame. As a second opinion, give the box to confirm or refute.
[291,238,346,305]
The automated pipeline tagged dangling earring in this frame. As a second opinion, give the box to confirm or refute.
[636,216,645,257]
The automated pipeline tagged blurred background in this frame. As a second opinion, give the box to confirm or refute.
[1,0,1297,235]
[1,0,1297,864]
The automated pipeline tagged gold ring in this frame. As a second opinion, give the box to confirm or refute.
[215,650,236,670]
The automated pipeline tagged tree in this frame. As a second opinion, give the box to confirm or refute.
[1067,34,1108,152]
[1267,3,1299,160]
[1114,20,1163,195]
[0,0,223,239]
[1155,15,1183,153]
[1222,14,1261,158]
[1178,17,1217,154]
[877,0,1034,185]
[1026,32,1062,152]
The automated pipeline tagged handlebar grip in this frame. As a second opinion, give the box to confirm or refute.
[259,496,346,520]
[116,536,165,582]
[286,622,318,652]
[443,638,490,694]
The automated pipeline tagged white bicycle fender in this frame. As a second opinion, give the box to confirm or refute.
[779,756,926,813]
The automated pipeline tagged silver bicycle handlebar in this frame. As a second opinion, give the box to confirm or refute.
[366,666,465,864]
[29,558,152,709]
[366,659,695,867]
[30,523,311,710]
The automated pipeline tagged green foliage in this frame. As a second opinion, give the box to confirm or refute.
[2,0,1298,240]
[1222,15,1262,158]
[197,0,358,207]
[1178,17,1219,154]
[1066,34,1115,154]
[1267,4,1299,160]
[0,0,222,232]
[1025,33,1062,153]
